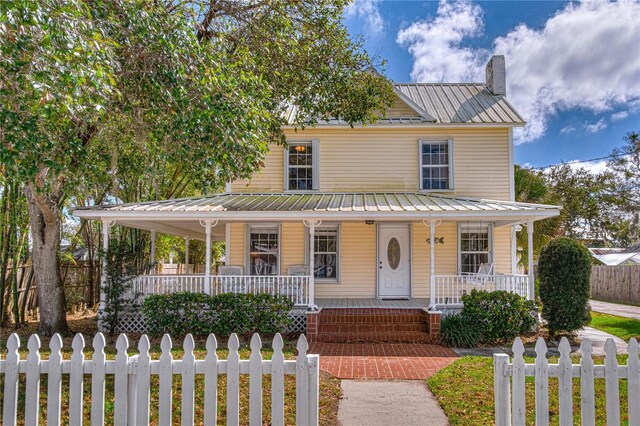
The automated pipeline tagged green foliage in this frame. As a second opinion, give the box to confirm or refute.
[461,290,536,343]
[142,292,293,338]
[538,237,592,335]
[514,165,560,266]
[440,290,536,347]
[439,314,483,348]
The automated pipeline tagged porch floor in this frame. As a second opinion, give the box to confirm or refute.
[315,298,431,309]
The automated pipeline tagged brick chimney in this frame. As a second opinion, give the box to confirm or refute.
[486,55,506,96]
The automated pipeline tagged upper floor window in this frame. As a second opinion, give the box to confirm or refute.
[420,140,453,191]
[286,141,318,191]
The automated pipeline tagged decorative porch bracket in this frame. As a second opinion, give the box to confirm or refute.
[303,219,322,310]
[199,219,219,295]
[422,219,442,310]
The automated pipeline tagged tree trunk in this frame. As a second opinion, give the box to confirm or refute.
[24,186,71,336]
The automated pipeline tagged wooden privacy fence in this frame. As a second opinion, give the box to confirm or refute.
[1,332,319,426]
[590,265,640,305]
[494,337,639,426]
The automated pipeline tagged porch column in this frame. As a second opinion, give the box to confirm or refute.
[429,219,436,308]
[304,219,322,309]
[225,223,230,265]
[309,222,316,308]
[527,219,534,300]
[184,236,190,274]
[150,229,157,271]
[100,219,110,312]
[511,225,520,274]
[205,220,212,295]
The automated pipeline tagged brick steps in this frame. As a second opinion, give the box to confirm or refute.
[310,307,435,343]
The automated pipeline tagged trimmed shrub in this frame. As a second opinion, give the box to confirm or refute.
[440,313,483,348]
[142,292,293,337]
[538,237,592,335]
[461,289,536,343]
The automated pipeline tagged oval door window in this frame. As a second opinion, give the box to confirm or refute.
[387,237,401,270]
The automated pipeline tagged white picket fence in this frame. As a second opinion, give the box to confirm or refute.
[494,337,640,426]
[1,332,319,426]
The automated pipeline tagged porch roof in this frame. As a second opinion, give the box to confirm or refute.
[74,192,560,231]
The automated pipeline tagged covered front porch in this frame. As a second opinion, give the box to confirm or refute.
[73,192,560,311]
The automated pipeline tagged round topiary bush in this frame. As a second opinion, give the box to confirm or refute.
[538,237,592,335]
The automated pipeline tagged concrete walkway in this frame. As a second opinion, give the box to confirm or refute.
[577,326,629,355]
[338,380,449,426]
[590,299,640,320]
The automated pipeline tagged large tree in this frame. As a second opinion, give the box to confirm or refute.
[1,0,394,335]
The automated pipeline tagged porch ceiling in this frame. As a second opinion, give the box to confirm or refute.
[73,192,560,239]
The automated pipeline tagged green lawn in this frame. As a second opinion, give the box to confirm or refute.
[428,356,631,426]
[590,312,640,341]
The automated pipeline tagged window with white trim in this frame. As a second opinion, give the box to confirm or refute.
[313,226,340,280]
[420,140,453,190]
[248,226,279,275]
[458,223,493,274]
[286,141,318,191]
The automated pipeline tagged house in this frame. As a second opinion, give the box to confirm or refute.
[73,56,561,340]
[589,243,640,266]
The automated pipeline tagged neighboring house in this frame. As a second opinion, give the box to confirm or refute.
[589,244,640,266]
[74,56,561,339]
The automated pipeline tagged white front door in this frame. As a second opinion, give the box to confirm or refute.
[377,224,411,298]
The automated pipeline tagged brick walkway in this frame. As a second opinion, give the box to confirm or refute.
[308,342,458,379]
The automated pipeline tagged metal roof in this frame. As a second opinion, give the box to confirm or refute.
[393,83,524,125]
[75,192,558,217]
[283,83,525,126]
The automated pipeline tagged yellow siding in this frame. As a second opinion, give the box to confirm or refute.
[314,222,377,298]
[230,127,511,200]
[281,222,305,273]
[228,223,245,270]
[230,145,285,192]
[493,226,512,274]
[228,220,513,298]
[382,99,421,117]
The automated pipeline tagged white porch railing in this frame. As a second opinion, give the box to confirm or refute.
[434,274,530,305]
[128,274,310,307]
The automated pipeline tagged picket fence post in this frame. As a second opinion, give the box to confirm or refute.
[0,331,319,426]
[494,336,640,426]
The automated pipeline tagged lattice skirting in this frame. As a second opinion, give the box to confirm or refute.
[286,309,307,334]
[101,308,307,335]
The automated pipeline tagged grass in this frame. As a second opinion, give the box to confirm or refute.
[428,355,632,426]
[0,316,341,425]
[589,312,640,342]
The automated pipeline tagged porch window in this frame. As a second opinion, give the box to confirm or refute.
[286,140,319,191]
[419,140,453,190]
[310,226,340,281]
[248,226,279,275]
[458,223,493,274]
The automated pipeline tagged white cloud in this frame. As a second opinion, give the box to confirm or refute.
[584,118,608,133]
[397,0,640,144]
[345,0,385,36]
[567,159,610,175]
[611,111,629,121]
[560,125,576,134]
[396,1,486,82]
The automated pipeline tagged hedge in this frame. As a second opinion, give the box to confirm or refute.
[538,237,592,335]
[142,292,294,337]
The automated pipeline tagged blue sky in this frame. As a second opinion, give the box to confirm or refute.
[344,0,640,171]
